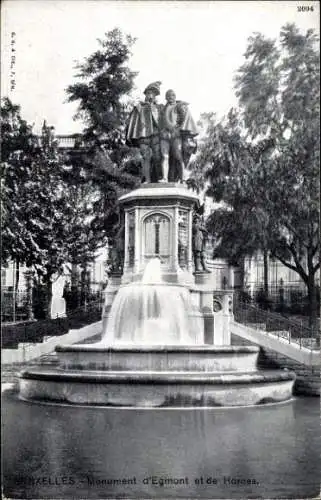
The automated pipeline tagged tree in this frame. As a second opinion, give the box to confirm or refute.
[1,99,103,317]
[195,110,275,294]
[1,101,69,315]
[1,98,38,269]
[60,160,107,308]
[66,28,141,246]
[196,24,320,330]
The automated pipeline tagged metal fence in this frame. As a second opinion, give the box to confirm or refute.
[234,300,320,352]
[1,288,104,324]
[2,299,103,349]
[243,282,320,315]
[1,290,29,323]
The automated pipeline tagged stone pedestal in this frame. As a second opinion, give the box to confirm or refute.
[100,183,235,346]
[212,290,234,345]
[119,183,198,285]
[189,280,233,345]
[194,271,212,286]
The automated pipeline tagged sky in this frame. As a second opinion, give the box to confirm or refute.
[1,0,320,135]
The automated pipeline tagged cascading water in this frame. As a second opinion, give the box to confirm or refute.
[18,184,296,408]
[101,258,203,345]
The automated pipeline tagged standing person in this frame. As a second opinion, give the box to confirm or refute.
[126,81,162,183]
[160,89,198,182]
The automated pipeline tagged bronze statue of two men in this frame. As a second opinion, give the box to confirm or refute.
[126,81,198,183]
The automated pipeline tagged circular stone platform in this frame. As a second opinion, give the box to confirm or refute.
[55,344,260,372]
[18,344,296,407]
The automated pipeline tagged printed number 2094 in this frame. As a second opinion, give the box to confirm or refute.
[297,5,314,11]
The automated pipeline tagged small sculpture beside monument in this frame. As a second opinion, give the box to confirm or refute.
[50,272,67,319]
[108,223,125,274]
[126,82,198,184]
[192,213,211,273]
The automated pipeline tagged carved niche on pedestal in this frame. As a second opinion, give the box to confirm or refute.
[143,213,171,265]
[178,209,188,269]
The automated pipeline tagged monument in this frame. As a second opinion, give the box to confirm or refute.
[19,83,295,407]
[126,83,198,183]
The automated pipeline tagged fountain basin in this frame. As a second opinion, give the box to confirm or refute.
[19,368,295,407]
[19,343,296,407]
[55,344,260,372]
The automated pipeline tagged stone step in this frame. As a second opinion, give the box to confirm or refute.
[55,344,260,373]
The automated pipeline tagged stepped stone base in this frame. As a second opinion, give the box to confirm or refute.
[19,369,295,407]
[19,344,296,407]
[55,344,260,372]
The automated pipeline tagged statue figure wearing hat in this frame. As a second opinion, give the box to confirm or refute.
[126,81,162,183]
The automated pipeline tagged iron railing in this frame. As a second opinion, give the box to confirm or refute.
[1,288,104,323]
[238,282,320,315]
[1,290,29,323]
[234,301,320,351]
[2,299,103,349]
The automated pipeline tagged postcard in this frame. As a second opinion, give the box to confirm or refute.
[1,1,320,499]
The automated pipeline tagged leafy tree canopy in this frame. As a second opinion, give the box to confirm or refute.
[1,98,66,274]
[66,28,141,242]
[1,99,102,285]
[195,24,319,325]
